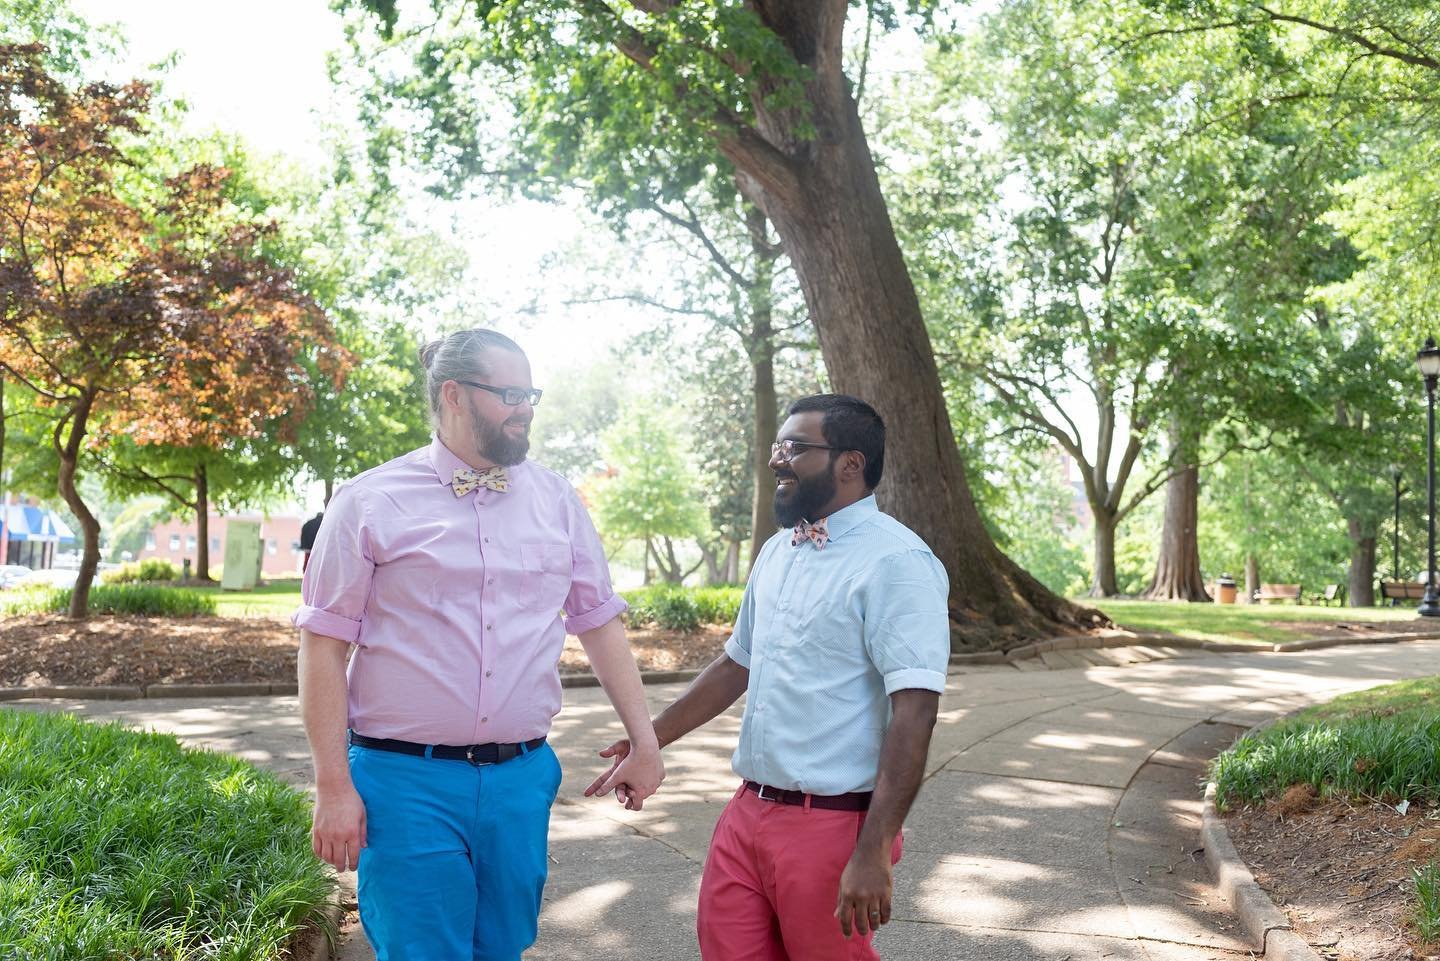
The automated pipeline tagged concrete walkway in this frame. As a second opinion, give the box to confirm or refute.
[10,639,1440,960]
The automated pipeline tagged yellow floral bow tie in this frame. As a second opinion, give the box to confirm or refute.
[452,466,509,497]
[791,517,829,550]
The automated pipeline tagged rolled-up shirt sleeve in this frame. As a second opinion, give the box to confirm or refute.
[292,485,374,644]
[560,488,627,635]
[860,549,951,694]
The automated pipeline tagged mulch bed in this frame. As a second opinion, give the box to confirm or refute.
[0,613,730,688]
[1226,788,1440,961]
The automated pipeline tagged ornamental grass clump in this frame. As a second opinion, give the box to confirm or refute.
[0,709,333,959]
[1210,677,1440,811]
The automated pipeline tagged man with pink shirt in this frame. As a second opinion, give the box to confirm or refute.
[294,328,664,961]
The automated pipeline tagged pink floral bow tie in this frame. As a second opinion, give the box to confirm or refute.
[452,466,509,496]
[791,517,829,550]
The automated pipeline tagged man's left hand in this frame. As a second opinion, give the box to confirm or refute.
[835,847,893,938]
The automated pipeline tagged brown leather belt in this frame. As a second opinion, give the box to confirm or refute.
[744,780,872,811]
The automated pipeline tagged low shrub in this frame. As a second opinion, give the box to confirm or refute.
[622,584,742,631]
[0,708,333,958]
[0,584,216,617]
[1211,676,1440,811]
[1416,860,1440,944]
[102,558,181,584]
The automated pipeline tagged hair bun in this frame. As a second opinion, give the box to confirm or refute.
[419,339,443,370]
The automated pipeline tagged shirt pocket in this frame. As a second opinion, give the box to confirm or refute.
[520,541,571,612]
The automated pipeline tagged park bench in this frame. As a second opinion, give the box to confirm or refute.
[1379,580,1428,602]
[1309,583,1345,606]
[1254,583,1302,604]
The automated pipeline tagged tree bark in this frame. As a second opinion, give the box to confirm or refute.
[731,4,1102,646]
[1144,425,1211,601]
[1089,514,1119,597]
[324,477,334,507]
[194,463,213,582]
[724,537,741,584]
[1346,516,1377,607]
[55,392,101,618]
[745,203,779,574]
[1244,553,1260,603]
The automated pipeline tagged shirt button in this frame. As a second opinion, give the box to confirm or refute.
[486,624,494,631]
[485,670,493,677]
[481,716,488,723]
[484,537,490,543]
[487,578,494,585]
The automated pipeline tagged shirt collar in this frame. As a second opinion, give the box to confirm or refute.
[427,436,527,487]
[815,494,877,543]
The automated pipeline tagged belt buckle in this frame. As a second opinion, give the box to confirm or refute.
[465,746,493,767]
[756,783,778,802]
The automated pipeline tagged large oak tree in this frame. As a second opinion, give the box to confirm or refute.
[351,0,1103,646]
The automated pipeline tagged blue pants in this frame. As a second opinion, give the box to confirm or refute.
[348,741,563,961]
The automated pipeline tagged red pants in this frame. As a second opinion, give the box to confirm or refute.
[697,784,904,961]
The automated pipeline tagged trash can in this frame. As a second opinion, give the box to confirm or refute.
[1215,573,1237,604]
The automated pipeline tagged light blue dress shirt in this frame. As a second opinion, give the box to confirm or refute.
[724,494,951,795]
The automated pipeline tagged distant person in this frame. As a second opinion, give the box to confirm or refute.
[299,512,323,573]
[293,328,663,961]
[588,394,950,961]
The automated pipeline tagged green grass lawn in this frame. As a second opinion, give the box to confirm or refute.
[0,709,332,958]
[1089,597,1422,644]
[192,579,303,618]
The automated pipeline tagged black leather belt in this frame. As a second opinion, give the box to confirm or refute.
[349,731,546,766]
[744,780,872,811]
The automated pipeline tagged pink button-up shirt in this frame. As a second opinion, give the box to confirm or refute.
[292,438,627,745]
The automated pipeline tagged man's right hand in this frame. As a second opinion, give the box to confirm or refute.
[312,783,367,872]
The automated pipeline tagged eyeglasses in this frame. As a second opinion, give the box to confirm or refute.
[457,380,543,407]
[770,439,844,462]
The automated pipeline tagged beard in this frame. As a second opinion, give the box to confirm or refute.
[773,465,837,528]
[468,396,531,466]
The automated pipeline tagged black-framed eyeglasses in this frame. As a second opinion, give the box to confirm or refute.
[457,380,543,407]
[770,439,843,462]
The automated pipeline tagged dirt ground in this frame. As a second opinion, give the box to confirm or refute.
[0,613,730,688]
[1226,791,1440,961]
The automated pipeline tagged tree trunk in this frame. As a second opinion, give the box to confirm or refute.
[194,463,214,582]
[745,202,779,574]
[56,393,101,618]
[732,11,1102,646]
[1088,512,1119,597]
[1144,427,1210,601]
[701,542,723,585]
[724,537,741,584]
[663,536,683,584]
[1346,517,1377,607]
[1244,553,1260,603]
[324,476,334,507]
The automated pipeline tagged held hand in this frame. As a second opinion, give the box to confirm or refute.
[835,847,893,938]
[583,738,630,800]
[312,783,367,873]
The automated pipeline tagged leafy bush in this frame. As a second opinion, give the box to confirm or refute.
[1212,677,1440,810]
[102,558,181,584]
[0,708,333,958]
[0,584,216,617]
[622,584,742,631]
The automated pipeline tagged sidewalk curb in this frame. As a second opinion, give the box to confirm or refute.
[0,671,706,703]
[2,631,1433,703]
[299,885,346,961]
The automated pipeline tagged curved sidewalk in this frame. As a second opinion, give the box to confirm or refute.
[10,639,1440,960]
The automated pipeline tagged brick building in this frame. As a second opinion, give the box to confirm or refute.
[136,512,309,578]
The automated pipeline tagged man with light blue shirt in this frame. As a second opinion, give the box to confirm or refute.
[587,394,951,961]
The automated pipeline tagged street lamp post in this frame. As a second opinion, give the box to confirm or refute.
[1417,338,1440,617]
